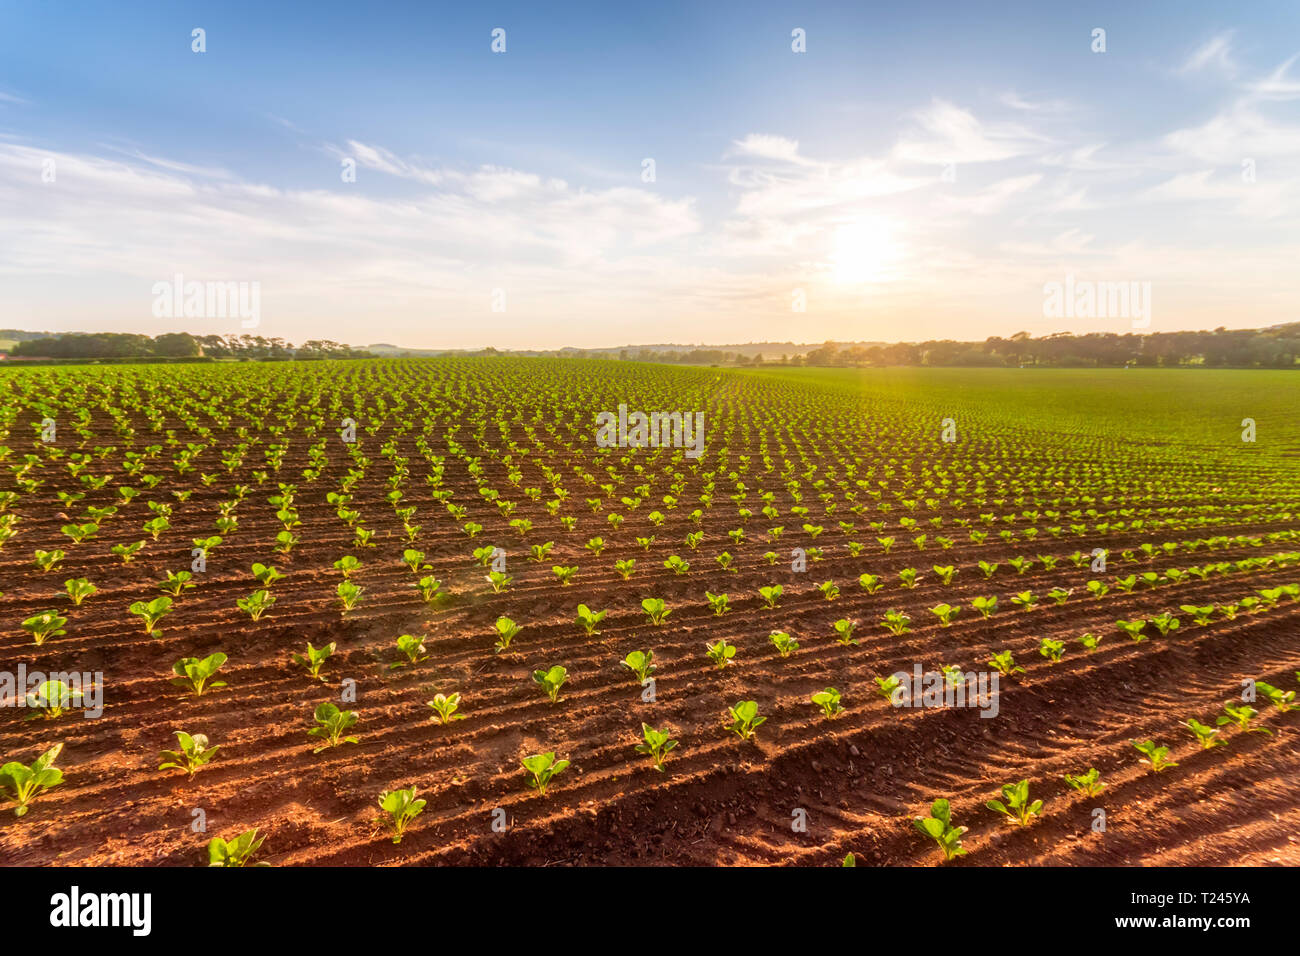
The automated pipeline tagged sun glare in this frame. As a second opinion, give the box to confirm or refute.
[829,218,899,284]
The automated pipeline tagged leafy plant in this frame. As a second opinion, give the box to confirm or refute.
[0,744,64,817]
[427,692,466,724]
[985,779,1043,827]
[493,616,522,652]
[159,731,219,778]
[533,665,568,703]
[522,752,569,796]
[237,589,275,622]
[207,828,269,866]
[308,702,360,752]
[21,610,67,646]
[913,798,967,861]
[378,786,426,843]
[171,652,229,697]
[641,597,671,625]
[769,631,799,657]
[706,638,736,669]
[1185,718,1225,749]
[622,649,655,682]
[64,577,97,606]
[1132,739,1178,773]
[987,650,1024,677]
[635,723,678,771]
[292,641,336,681]
[811,687,844,719]
[725,700,766,740]
[393,633,428,667]
[1062,767,1105,797]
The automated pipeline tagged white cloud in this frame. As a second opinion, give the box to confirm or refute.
[1179,32,1237,76]
[893,99,1048,165]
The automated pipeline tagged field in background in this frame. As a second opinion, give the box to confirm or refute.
[1,358,1297,865]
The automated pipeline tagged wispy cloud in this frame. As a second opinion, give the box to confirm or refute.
[1179,31,1238,76]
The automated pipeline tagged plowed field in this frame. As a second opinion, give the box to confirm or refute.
[1,360,1298,865]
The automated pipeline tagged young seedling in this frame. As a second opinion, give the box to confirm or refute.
[21,610,68,646]
[831,618,859,646]
[663,555,690,575]
[758,584,783,608]
[129,596,173,636]
[336,580,364,611]
[987,650,1024,677]
[171,652,229,697]
[251,563,284,588]
[0,744,64,817]
[1116,619,1147,642]
[1255,681,1296,713]
[621,649,655,682]
[880,610,912,636]
[1185,718,1226,749]
[1180,604,1215,626]
[34,549,66,572]
[1038,638,1065,663]
[1078,632,1102,653]
[874,673,903,702]
[414,575,442,603]
[858,573,882,594]
[913,798,968,861]
[641,597,671,625]
[635,723,678,771]
[159,570,195,597]
[551,565,579,585]
[971,595,998,618]
[159,731,219,778]
[985,779,1043,827]
[334,555,362,578]
[1217,702,1271,735]
[237,589,275,622]
[1132,739,1178,773]
[494,616,522,652]
[930,603,959,627]
[521,752,569,796]
[23,680,84,719]
[575,604,606,635]
[533,665,568,703]
[308,702,360,752]
[207,828,269,866]
[811,687,844,719]
[392,634,428,668]
[1150,612,1180,637]
[1062,768,1105,797]
[1038,582,1068,604]
[1010,590,1038,611]
[768,631,799,657]
[706,638,737,669]
[705,591,730,616]
[427,692,465,725]
[725,700,766,740]
[64,578,98,606]
[292,641,336,681]
[378,786,426,843]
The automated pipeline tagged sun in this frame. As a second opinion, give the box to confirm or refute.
[829,218,898,284]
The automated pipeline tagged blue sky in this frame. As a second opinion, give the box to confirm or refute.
[2,0,1299,348]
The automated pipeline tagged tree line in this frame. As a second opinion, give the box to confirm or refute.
[8,333,374,361]
[614,325,1300,368]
